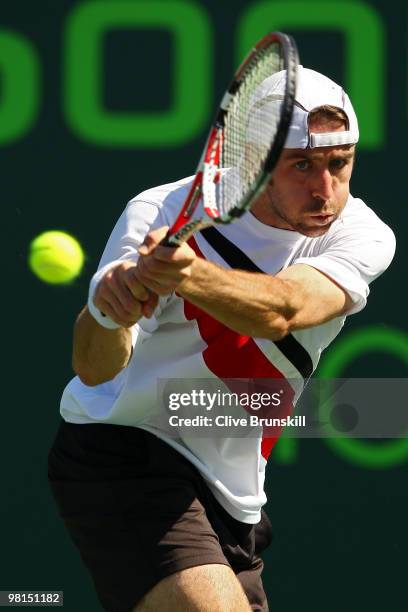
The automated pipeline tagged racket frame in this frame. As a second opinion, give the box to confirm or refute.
[163,32,299,247]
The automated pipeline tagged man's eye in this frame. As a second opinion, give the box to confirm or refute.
[330,159,347,170]
[294,160,309,170]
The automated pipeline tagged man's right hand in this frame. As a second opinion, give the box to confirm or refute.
[93,261,159,328]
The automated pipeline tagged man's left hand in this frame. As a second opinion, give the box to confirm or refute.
[136,226,197,295]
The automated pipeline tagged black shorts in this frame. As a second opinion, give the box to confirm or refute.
[48,420,273,612]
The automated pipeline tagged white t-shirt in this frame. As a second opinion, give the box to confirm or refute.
[60,175,395,523]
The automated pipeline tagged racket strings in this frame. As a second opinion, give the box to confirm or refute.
[218,43,284,217]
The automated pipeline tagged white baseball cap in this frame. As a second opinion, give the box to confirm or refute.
[248,65,359,149]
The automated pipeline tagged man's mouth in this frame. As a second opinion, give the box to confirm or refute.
[309,213,335,225]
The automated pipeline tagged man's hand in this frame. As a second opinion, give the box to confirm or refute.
[136,226,197,296]
[93,261,159,327]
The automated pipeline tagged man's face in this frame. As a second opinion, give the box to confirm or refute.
[251,119,355,237]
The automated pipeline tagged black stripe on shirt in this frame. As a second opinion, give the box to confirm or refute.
[201,226,263,273]
[199,226,314,380]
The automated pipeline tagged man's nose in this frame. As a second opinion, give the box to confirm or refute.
[310,168,334,201]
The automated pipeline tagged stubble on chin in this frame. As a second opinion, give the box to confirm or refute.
[295,224,333,238]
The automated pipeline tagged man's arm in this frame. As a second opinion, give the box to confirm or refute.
[135,227,353,340]
[73,261,158,386]
[72,307,133,386]
[177,260,352,340]
[74,227,353,385]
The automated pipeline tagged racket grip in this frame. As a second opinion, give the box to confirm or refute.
[160,230,178,248]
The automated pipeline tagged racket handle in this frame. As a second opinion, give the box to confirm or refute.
[160,230,178,248]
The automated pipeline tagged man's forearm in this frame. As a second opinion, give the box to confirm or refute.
[178,258,299,340]
[72,306,133,386]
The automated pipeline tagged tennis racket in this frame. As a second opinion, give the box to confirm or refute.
[161,31,299,247]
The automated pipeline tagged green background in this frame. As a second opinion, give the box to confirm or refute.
[3,0,407,610]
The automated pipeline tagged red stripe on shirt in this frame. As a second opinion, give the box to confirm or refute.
[183,236,294,459]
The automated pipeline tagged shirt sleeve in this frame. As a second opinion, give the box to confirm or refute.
[292,213,396,315]
[97,199,165,269]
[90,198,169,345]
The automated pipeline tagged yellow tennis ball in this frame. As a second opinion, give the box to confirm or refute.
[28,230,85,284]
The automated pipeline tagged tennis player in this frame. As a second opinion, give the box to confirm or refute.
[48,67,395,612]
